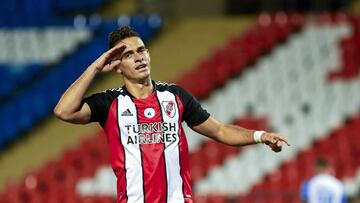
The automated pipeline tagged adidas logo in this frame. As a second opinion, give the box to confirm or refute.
[121,109,133,116]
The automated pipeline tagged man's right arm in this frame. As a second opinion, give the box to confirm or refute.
[53,44,126,124]
[53,66,97,124]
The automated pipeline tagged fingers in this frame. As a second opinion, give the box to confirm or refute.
[105,44,127,59]
[267,140,283,153]
[263,133,290,153]
[102,60,121,72]
[95,44,126,71]
[278,136,290,146]
[109,60,121,68]
[273,134,290,146]
[102,44,127,64]
[270,145,282,152]
[261,132,290,153]
[265,133,290,146]
[108,44,127,57]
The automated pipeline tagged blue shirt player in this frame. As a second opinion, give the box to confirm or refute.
[301,158,346,203]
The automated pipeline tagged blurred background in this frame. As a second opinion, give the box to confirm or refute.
[1,0,360,202]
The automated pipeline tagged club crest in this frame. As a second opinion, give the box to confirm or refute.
[162,101,176,118]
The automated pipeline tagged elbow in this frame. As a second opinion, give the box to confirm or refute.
[53,106,63,119]
[53,106,70,121]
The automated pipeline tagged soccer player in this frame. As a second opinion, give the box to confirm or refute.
[54,26,290,203]
[300,158,347,203]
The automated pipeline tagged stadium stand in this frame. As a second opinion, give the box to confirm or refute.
[195,114,360,203]
[193,12,360,202]
[0,15,249,196]
[0,2,164,202]
[1,1,360,202]
[0,14,162,149]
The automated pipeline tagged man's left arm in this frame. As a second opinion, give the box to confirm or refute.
[191,116,290,152]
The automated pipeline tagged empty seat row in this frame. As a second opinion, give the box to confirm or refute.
[0,15,163,149]
[328,15,360,81]
[0,132,110,203]
[0,63,43,100]
[0,28,91,64]
[0,14,162,103]
[0,0,110,22]
[192,12,360,200]
[189,116,270,183]
[247,115,360,202]
[175,12,305,100]
[183,13,306,153]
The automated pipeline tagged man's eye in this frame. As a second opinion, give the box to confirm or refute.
[125,53,132,58]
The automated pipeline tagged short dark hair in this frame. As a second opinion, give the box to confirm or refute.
[315,157,329,168]
[108,26,140,49]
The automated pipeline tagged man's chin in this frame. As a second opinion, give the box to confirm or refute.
[134,73,151,82]
[139,70,151,78]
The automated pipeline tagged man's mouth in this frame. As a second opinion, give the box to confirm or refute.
[136,64,147,70]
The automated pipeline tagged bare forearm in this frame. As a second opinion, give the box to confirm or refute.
[193,117,289,152]
[54,66,97,117]
[217,124,256,146]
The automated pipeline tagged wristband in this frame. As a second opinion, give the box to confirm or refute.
[253,131,265,143]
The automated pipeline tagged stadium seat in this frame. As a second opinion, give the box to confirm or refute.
[0,15,163,149]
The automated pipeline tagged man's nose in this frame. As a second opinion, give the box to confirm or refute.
[134,52,144,62]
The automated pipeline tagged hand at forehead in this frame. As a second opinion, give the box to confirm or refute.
[109,44,127,57]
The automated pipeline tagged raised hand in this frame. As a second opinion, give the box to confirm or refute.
[261,132,290,152]
[92,44,127,73]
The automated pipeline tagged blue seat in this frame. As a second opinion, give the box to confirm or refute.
[0,66,15,98]
[29,83,49,120]
[131,15,155,42]
[0,64,45,100]
[0,103,18,143]
[0,16,162,149]
[12,94,34,132]
[9,64,29,86]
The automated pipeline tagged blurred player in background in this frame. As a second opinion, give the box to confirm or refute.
[54,26,290,203]
[301,157,346,203]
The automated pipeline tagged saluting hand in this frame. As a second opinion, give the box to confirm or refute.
[91,44,127,73]
[261,133,290,152]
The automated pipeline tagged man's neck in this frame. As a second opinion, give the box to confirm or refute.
[124,77,153,99]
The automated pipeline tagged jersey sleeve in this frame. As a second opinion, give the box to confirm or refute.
[83,90,118,126]
[341,185,347,203]
[176,85,210,127]
[300,181,309,202]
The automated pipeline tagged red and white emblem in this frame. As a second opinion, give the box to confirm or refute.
[162,101,176,118]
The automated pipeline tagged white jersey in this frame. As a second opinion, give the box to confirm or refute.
[301,174,346,203]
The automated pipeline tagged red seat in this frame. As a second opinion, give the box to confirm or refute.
[189,149,206,182]
[316,11,333,25]
[237,195,253,203]
[202,141,222,171]
[217,143,239,160]
[289,13,306,30]
[281,160,300,195]
[194,195,227,203]
[210,49,233,87]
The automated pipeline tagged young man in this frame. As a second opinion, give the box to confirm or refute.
[54,26,290,203]
[301,158,347,203]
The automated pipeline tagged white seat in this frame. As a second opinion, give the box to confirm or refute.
[0,27,91,64]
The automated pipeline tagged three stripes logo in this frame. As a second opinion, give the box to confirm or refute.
[121,109,133,116]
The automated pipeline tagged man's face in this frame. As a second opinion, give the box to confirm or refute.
[115,36,151,81]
